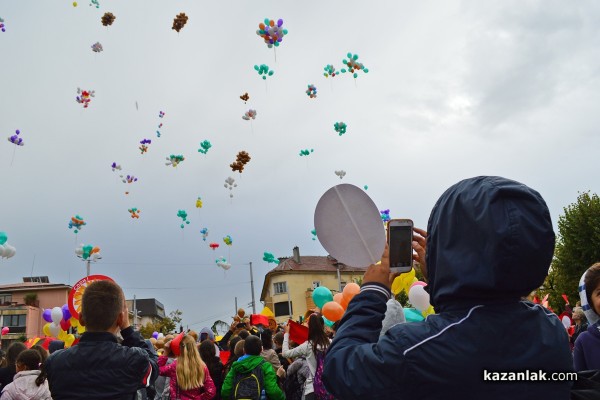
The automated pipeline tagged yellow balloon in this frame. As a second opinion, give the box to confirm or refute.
[422,305,435,318]
[43,323,51,337]
[70,317,79,328]
[77,325,86,334]
[391,269,416,295]
[64,334,76,348]
[58,330,68,341]
[72,2,77,6]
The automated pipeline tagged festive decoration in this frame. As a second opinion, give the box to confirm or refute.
[200,228,209,241]
[121,175,138,184]
[242,109,257,121]
[263,252,279,264]
[240,92,250,103]
[172,13,188,32]
[253,64,274,80]
[139,139,151,154]
[128,208,140,219]
[177,210,190,229]
[223,235,233,246]
[165,155,185,167]
[197,140,212,155]
[111,162,122,172]
[101,12,115,26]
[334,170,346,179]
[380,209,391,223]
[323,64,337,78]
[75,244,101,261]
[306,84,317,98]
[0,232,16,259]
[311,229,317,241]
[7,129,24,146]
[0,17,6,33]
[76,88,95,108]
[256,18,288,48]
[334,122,347,136]
[299,149,314,157]
[216,257,231,270]
[90,0,100,9]
[91,42,103,53]
[230,151,251,173]
[195,197,203,208]
[209,242,220,251]
[224,177,237,198]
[68,215,86,234]
[341,52,369,79]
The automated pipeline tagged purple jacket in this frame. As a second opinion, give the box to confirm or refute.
[573,322,600,371]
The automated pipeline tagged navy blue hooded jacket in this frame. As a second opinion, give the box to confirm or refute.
[323,176,573,399]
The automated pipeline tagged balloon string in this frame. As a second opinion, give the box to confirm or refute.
[9,146,16,167]
[333,185,376,263]
[274,47,277,63]
[251,120,254,135]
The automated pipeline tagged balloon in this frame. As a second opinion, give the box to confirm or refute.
[157,333,164,340]
[139,138,152,154]
[312,287,333,309]
[223,235,233,246]
[299,149,314,157]
[68,215,86,234]
[91,42,103,53]
[410,281,427,289]
[0,244,16,259]
[224,177,238,198]
[0,232,6,245]
[165,155,185,167]
[43,323,51,336]
[380,209,391,223]
[209,243,219,251]
[322,301,345,322]
[111,162,122,172]
[7,130,24,146]
[404,308,425,322]
[64,334,76,348]
[364,185,369,190]
[561,315,571,329]
[172,13,188,32]
[334,170,346,179]
[152,331,159,339]
[342,282,360,303]
[128,208,141,219]
[311,229,317,241]
[216,257,231,271]
[242,109,257,120]
[200,228,209,241]
[101,12,116,26]
[230,151,251,173]
[58,329,68,341]
[253,64,274,80]
[60,319,71,331]
[263,252,279,264]
[334,122,347,136]
[391,269,416,295]
[62,304,71,321]
[306,84,317,98]
[49,322,61,338]
[77,324,86,334]
[42,309,52,323]
[333,293,344,305]
[196,197,203,208]
[72,1,77,6]
[1,327,8,335]
[177,210,190,228]
[76,87,95,109]
[256,18,288,49]
[198,140,212,154]
[51,307,63,324]
[408,285,430,312]
[171,332,184,356]
[322,316,335,328]
[323,64,337,78]
[240,92,250,103]
[340,52,368,79]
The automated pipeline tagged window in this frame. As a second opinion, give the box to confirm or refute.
[312,281,321,289]
[274,301,292,317]
[340,282,347,290]
[4,314,26,333]
[0,294,12,305]
[274,282,287,294]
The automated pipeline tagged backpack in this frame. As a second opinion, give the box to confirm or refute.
[313,349,335,400]
[283,357,310,400]
[232,359,265,400]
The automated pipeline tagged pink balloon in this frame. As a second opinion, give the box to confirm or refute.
[1,327,9,335]
[410,281,427,289]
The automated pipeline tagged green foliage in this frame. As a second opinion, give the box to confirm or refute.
[543,192,600,312]
[211,320,229,336]
[138,317,177,339]
[395,289,412,308]
[169,309,183,325]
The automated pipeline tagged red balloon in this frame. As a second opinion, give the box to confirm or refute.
[60,319,71,331]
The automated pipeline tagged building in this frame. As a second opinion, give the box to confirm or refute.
[260,247,367,324]
[126,298,166,329]
[0,277,71,348]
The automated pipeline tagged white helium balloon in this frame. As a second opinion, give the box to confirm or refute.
[49,322,61,338]
[51,307,63,324]
[408,285,431,312]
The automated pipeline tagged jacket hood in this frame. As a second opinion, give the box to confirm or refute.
[10,370,50,399]
[200,327,214,341]
[578,270,600,325]
[231,355,265,374]
[426,176,555,311]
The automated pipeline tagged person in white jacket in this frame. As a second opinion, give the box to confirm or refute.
[282,314,331,400]
[0,349,51,400]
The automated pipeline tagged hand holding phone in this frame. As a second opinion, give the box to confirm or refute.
[387,219,413,273]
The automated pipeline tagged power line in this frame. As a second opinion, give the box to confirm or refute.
[122,281,249,290]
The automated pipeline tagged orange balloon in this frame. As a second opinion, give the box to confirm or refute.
[343,282,360,303]
[340,296,349,310]
[259,23,265,30]
[269,19,275,27]
[322,301,345,322]
[333,293,344,304]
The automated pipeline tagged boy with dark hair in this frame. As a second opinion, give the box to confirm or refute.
[45,280,158,399]
[573,262,600,371]
[221,335,284,400]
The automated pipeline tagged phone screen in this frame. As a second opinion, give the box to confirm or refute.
[389,225,413,269]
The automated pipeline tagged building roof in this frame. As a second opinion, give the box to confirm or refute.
[0,282,72,292]
[260,255,367,301]
[126,298,166,319]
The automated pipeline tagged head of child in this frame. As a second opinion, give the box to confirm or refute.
[199,339,216,364]
[80,280,126,334]
[16,350,41,372]
[175,335,206,390]
[584,263,600,317]
[243,335,262,356]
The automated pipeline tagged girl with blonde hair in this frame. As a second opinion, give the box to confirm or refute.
[159,334,216,399]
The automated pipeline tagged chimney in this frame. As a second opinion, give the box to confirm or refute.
[293,246,301,263]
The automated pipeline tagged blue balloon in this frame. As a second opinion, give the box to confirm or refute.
[312,287,333,309]
[322,316,334,327]
[404,308,425,322]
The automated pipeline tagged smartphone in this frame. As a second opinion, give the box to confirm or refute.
[387,219,413,273]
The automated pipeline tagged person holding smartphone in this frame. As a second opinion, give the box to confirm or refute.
[322,176,573,399]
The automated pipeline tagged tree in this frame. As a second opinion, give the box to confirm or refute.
[211,320,230,336]
[169,309,183,326]
[138,317,177,338]
[542,192,600,312]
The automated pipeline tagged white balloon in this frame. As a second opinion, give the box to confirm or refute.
[408,285,431,312]
[49,322,61,338]
[51,307,63,324]
[561,315,571,329]
[157,333,164,340]
[0,245,4,257]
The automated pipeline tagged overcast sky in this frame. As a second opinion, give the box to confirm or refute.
[1,0,599,330]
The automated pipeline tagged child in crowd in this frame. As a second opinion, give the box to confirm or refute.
[159,335,216,400]
[574,262,600,371]
[199,340,224,400]
[0,349,51,400]
[0,342,26,390]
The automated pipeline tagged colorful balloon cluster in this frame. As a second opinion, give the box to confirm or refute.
[380,209,391,223]
[157,111,165,137]
[90,0,100,9]
[198,140,212,155]
[128,208,140,219]
[0,17,6,33]
[7,129,24,146]
[334,122,347,136]
[75,244,101,261]
[323,65,337,78]
[391,269,434,317]
[240,92,250,103]
[177,210,190,229]
[68,215,86,234]
[101,12,115,26]
[196,197,203,208]
[76,87,95,108]
[209,242,220,251]
[91,42,103,53]
[242,109,257,121]
[0,232,16,259]
[263,252,279,264]
[139,139,152,154]
[216,257,231,271]
[224,177,237,198]
[306,84,317,98]
[334,170,346,179]
[314,283,361,324]
[223,235,233,246]
[254,64,274,80]
[230,151,251,173]
[256,18,288,48]
[111,162,122,172]
[121,174,138,184]
[299,149,314,157]
[42,305,79,347]
[341,52,369,79]
[172,13,188,32]
[165,155,185,167]
[200,227,209,241]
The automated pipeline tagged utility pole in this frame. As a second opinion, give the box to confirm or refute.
[249,262,256,314]
[336,265,342,292]
[235,297,238,314]
[86,260,91,277]
[133,295,137,330]
[287,289,292,320]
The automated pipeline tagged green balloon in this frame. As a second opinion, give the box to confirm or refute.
[180,224,184,229]
[312,286,333,309]
[404,308,425,322]
[283,29,288,35]
[322,316,335,327]
[0,232,6,245]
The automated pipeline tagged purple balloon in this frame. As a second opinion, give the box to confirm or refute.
[62,304,71,321]
[277,19,283,27]
[152,331,159,339]
[42,309,52,323]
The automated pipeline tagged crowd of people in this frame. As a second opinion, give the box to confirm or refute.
[0,176,599,399]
